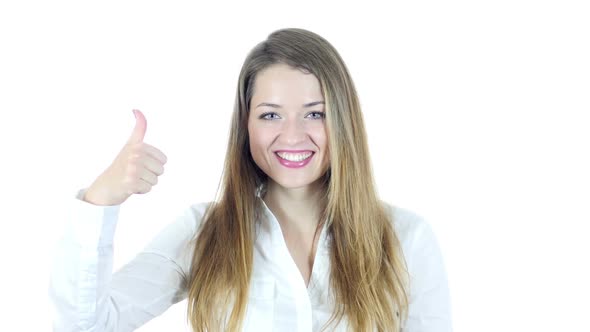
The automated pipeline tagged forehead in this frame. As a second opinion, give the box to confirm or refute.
[252,63,323,101]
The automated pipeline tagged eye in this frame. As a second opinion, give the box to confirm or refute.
[259,112,280,120]
[307,111,326,119]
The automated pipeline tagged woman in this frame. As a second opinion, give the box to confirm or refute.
[49,28,452,331]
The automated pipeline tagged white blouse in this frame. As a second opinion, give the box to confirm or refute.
[48,187,452,331]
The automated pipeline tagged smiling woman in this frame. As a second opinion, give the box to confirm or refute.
[49,27,452,332]
[184,28,452,332]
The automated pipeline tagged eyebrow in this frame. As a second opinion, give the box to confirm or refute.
[255,101,325,109]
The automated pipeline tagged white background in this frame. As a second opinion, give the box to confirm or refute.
[1,1,588,331]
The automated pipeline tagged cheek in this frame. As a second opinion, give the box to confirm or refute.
[313,126,329,150]
[317,132,330,162]
[247,121,258,145]
[248,127,270,153]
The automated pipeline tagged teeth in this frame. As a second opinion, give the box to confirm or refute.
[276,152,313,162]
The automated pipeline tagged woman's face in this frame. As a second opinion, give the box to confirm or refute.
[248,63,330,190]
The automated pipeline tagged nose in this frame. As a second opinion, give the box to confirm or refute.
[280,117,307,146]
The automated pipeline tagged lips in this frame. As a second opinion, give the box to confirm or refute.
[274,151,314,168]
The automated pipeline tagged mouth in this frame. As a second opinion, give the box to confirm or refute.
[274,151,315,168]
[275,151,314,162]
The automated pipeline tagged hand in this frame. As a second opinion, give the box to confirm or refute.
[84,109,168,206]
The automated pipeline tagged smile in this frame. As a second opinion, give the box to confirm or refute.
[275,151,314,168]
[276,151,313,161]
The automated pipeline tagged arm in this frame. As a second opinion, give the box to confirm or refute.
[403,215,453,332]
[48,188,203,331]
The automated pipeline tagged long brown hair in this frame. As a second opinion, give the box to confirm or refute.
[186,28,409,332]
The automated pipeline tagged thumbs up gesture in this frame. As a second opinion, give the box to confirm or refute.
[84,109,168,206]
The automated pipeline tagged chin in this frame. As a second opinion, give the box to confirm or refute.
[269,174,326,190]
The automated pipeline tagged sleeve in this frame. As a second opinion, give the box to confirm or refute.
[403,216,453,332]
[48,187,202,332]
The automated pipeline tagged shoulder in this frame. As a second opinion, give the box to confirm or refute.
[380,201,443,266]
[381,202,431,248]
[185,201,215,231]
[141,201,214,276]
[144,201,214,253]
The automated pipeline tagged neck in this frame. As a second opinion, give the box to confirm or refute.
[262,180,325,237]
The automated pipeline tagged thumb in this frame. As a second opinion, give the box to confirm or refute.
[128,109,147,144]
